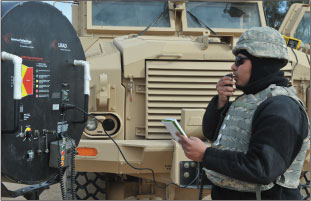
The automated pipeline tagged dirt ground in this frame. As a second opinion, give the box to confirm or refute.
[2,181,211,200]
[2,173,309,200]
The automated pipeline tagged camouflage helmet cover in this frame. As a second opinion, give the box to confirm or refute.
[232,26,289,66]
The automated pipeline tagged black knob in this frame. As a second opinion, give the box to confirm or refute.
[102,119,115,131]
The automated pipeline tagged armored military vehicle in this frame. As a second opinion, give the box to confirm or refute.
[71,1,310,199]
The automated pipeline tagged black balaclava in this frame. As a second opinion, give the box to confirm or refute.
[236,50,289,94]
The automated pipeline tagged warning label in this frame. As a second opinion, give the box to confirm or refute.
[21,64,33,98]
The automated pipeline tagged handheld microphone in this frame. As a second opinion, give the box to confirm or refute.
[225,73,233,87]
[225,73,233,100]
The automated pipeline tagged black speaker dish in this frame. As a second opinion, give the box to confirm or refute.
[1,1,86,184]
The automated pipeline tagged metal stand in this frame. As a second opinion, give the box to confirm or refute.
[1,179,58,200]
[23,190,44,200]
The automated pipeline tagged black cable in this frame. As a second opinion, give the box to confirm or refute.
[58,114,67,200]
[105,129,171,189]
[74,106,169,189]
[71,146,77,200]
[198,162,204,200]
[58,113,73,200]
[62,136,77,200]
[66,104,206,193]
[59,159,66,200]
[72,105,199,190]
[58,139,67,200]
[70,104,210,196]
[58,111,78,201]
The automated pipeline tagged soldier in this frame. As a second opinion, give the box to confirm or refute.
[177,26,310,200]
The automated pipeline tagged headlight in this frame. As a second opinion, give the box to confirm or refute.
[85,118,98,131]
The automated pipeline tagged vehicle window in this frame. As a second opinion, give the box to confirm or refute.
[294,12,310,44]
[186,2,261,29]
[92,2,170,27]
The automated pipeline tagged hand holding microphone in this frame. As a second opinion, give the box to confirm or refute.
[216,73,235,109]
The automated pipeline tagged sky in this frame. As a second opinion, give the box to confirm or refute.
[44,1,72,22]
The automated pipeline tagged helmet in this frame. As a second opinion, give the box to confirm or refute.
[232,26,289,66]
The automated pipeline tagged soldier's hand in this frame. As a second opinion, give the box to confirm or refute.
[176,132,207,162]
[216,75,235,109]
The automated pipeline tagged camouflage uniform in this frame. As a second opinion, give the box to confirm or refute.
[232,26,288,66]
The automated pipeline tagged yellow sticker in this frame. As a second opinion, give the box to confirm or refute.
[21,65,28,97]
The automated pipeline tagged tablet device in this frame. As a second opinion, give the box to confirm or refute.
[162,118,188,142]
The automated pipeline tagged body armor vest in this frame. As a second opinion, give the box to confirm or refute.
[204,84,310,193]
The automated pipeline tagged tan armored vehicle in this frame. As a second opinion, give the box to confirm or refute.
[72,1,310,199]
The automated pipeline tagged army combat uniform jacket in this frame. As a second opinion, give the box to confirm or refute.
[202,85,309,200]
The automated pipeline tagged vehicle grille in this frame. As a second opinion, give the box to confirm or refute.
[145,61,292,139]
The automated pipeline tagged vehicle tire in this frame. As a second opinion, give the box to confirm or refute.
[299,171,310,200]
[75,172,107,200]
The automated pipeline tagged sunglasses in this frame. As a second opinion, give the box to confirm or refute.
[235,56,249,67]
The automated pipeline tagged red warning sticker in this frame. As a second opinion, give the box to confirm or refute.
[22,64,33,97]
